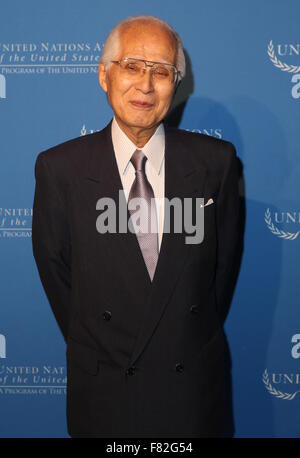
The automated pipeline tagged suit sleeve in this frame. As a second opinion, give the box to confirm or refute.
[32,152,71,342]
[215,143,241,324]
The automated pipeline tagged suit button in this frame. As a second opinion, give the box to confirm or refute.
[175,363,184,373]
[190,304,199,313]
[126,366,136,376]
[102,310,111,321]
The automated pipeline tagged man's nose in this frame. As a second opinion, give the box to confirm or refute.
[135,68,154,93]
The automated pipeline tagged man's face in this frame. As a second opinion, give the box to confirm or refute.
[98,23,177,132]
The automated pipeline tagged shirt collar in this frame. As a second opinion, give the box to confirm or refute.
[111,116,165,176]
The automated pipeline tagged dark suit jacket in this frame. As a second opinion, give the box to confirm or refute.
[32,120,240,438]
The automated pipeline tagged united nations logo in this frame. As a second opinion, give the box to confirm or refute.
[264,208,300,240]
[268,40,300,74]
[80,124,100,136]
[267,40,300,99]
[263,369,300,401]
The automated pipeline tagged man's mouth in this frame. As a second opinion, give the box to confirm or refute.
[129,101,154,109]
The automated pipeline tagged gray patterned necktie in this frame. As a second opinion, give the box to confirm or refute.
[128,149,159,281]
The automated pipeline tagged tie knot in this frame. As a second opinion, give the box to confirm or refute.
[130,149,147,173]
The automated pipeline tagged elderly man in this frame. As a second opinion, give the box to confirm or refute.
[32,15,240,438]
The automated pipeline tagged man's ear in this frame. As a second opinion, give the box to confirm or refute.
[98,61,108,93]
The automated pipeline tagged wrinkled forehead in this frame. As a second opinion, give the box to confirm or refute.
[118,22,177,64]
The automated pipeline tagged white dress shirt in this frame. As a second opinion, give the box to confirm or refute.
[111,116,165,251]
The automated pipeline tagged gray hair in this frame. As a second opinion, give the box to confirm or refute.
[101,15,186,81]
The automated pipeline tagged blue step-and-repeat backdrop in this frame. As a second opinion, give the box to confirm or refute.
[1,0,300,438]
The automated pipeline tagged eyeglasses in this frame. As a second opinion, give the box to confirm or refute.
[111,57,180,84]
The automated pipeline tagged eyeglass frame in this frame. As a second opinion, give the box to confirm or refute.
[110,57,181,85]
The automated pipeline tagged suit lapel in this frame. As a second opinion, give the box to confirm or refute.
[84,121,152,302]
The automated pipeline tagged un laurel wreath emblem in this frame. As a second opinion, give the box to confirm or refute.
[263,369,299,401]
[268,40,300,74]
[264,208,300,240]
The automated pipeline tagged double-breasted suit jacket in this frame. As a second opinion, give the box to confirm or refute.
[32,120,240,438]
